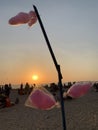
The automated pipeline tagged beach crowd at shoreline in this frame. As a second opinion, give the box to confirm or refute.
[0,81,98,130]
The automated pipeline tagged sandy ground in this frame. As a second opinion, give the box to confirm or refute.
[0,88,98,130]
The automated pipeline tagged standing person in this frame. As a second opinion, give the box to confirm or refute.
[24,82,30,94]
[18,83,24,95]
[4,84,11,97]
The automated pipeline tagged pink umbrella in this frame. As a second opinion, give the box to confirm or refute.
[8,10,37,27]
[25,88,57,110]
[66,82,92,98]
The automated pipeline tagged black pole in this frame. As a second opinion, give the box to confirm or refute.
[33,5,66,130]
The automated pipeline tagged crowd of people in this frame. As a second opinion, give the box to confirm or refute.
[0,82,33,109]
[18,82,33,95]
[0,84,12,108]
[0,81,97,109]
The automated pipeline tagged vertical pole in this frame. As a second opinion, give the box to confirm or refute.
[57,64,66,130]
[33,5,66,130]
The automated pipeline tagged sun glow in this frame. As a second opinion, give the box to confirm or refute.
[32,75,38,81]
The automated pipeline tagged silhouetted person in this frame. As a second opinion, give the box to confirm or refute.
[4,84,11,97]
[18,83,24,95]
[24,82,30,94]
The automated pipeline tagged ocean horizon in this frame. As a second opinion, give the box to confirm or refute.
[0,80,95,89]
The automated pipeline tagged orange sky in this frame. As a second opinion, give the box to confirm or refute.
[0,0,98,85]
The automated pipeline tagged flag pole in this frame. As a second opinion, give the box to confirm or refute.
[33,5,67,130]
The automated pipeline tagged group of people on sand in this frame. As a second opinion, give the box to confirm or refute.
[0,82,32,109]
[44,82,74,101]
[0,84,12,108]
[18,82,33,95]
[0,81,97,109]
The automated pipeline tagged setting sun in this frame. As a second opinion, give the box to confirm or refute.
[32,75,39,81]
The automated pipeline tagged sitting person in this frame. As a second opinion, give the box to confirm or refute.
[0,94,7,108]
[0,94,14,108]
[93,83,98,92]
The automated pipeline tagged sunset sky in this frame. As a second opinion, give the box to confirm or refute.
[0,0,98,85]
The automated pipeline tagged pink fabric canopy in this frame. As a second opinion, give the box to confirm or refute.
[67,82,92,98]
[8,10,37,27]
[25,88,57,110]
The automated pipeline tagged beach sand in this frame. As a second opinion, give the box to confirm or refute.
[0,88,98,130]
